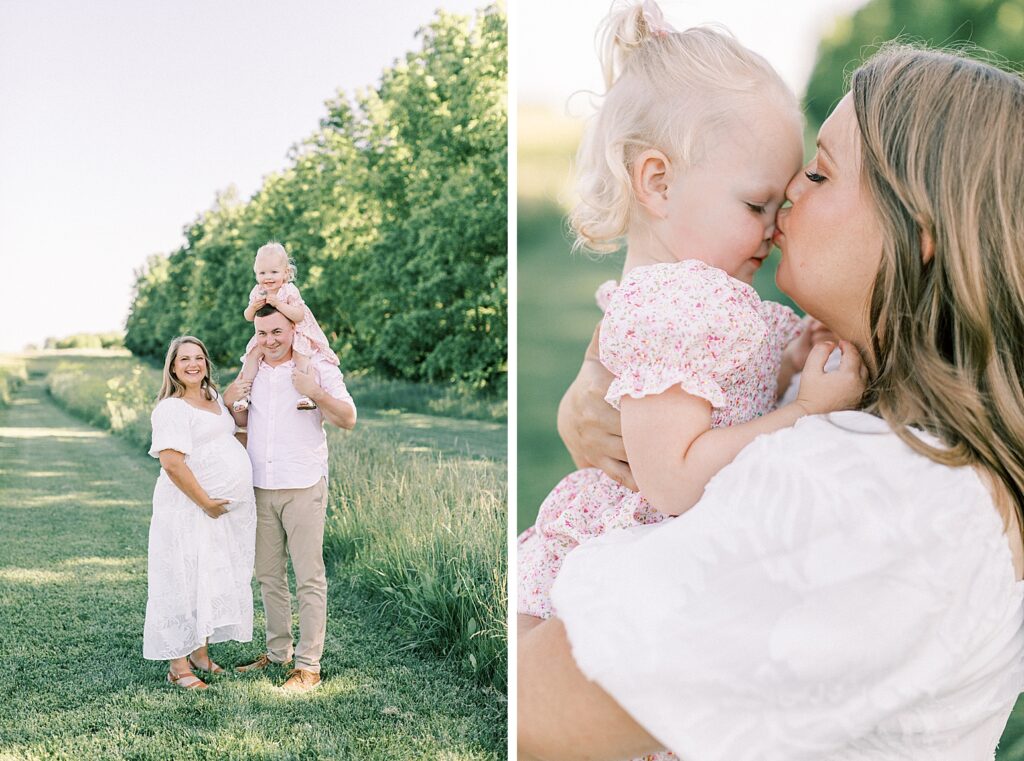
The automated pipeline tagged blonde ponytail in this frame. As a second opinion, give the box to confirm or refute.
[570,1,798,253]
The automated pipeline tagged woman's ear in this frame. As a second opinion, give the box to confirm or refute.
[631,149,672,219]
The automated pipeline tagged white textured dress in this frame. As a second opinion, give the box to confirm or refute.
[143,396,257,660]
[551,411,1024,761]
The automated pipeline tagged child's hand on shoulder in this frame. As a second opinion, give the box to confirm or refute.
[782,316,834,377]
[794,340,867,415]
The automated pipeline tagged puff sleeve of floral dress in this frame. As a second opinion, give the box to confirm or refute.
[600,260,802,425]
[243,282,339,365]
[517,261,802,627]
[551,412,1024,761]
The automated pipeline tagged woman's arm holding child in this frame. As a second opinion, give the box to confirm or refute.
[623,341,866,517]
[557,324,636,489]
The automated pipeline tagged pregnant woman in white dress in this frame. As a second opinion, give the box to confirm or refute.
[143,336,257,689]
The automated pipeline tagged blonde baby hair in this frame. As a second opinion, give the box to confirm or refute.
[255,241,297,282]
[571,0,800,253]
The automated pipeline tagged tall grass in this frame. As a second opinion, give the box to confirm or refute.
[0,356,28,407]
[41,351,508,689]
[323,425,506,688]
[345,374,508,422]
[46,358,161,450]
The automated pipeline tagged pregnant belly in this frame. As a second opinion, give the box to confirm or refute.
[188,439,255,506]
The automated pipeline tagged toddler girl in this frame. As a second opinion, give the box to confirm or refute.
[232,241,340,412]
[518,1,865,651]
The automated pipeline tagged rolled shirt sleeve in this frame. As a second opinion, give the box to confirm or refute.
[314,357,355,413]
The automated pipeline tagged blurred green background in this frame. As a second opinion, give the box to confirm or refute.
[517,1,1024,752]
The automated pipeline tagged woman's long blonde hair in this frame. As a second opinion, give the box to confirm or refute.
[570,1,799,253]
[157,336,219,402]
[852,44,1024,539]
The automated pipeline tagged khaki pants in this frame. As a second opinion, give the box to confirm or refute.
[254,479,328,673]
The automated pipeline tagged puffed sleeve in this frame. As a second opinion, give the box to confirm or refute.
[148,398,192,457]
[759,300,804,352]
[600,261,765,410]
[551,412,1024,760]
[595,280,618,313]
[247,284,262,306]
[279,282,305,307]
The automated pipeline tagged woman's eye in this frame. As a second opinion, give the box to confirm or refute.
[805,171,826,184]
[745,202,766,214]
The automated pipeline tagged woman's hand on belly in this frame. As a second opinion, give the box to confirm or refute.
[200,497,230,519]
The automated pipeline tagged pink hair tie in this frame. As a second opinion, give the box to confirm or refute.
[641,0,676,38]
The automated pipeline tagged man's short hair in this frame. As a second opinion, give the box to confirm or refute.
[255,304,293,322]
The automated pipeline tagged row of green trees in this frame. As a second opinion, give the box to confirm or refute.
[41,332,125,350]
[125,5,507,391]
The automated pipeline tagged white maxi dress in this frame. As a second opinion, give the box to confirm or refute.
[143,396,257,660]
[551,411,1024,761]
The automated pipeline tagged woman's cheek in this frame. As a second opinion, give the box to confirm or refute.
[775,248,793,295]
[776,231,813,306]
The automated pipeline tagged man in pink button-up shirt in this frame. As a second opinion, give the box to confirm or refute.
[225,305,356,692]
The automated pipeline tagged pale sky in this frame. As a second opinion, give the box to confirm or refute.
[0,0,486,352]
[517,0,869,110]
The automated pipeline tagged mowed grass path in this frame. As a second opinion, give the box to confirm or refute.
[0,375,503,760]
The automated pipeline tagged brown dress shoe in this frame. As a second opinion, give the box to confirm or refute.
[235,653,291,673]
[281,668,321,692]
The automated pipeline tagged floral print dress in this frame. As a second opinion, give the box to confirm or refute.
[518,260,803,619]
[242,282,339,365]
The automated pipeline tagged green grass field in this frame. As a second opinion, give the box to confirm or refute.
[0,353,506,760]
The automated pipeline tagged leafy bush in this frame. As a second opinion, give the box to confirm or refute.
[125,5,507,392]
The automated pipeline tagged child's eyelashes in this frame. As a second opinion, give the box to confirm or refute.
[745,202,767,215]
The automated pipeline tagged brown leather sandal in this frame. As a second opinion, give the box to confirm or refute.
[188,654,225,675]
[167,669,208,690]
